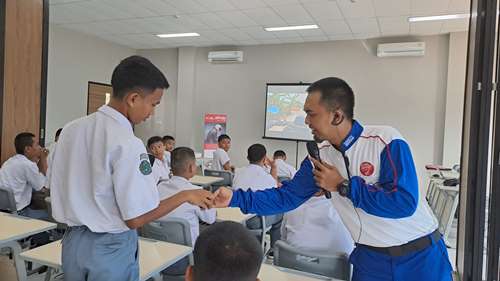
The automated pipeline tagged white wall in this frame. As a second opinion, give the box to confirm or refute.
[443,32,467,167]
[46,25,135,144]
[137,35,451,189]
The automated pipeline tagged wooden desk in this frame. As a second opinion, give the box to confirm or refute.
[19,238,192,281]
[0,212,56,281]
[216,208,255,224]
[189,175,223,187]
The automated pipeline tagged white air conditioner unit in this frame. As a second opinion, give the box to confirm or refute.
[208,51,243,63]
[377,42,425,57]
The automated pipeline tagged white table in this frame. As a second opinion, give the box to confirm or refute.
[216,207,255,224]
[18,237,192,281]
[189,175,224,187]
[0,212,56,281]
[259,264,338,281]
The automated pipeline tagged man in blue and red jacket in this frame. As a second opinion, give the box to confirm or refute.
[214,77,453,281]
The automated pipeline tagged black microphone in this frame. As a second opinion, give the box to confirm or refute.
[306,141,332,199]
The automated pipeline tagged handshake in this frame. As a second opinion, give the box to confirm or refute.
[181,187,233,209]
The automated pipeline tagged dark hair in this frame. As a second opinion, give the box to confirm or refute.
[111,55,169,99]
[55,128,63,138]
[171,147,195,175]
[273,150,286,158]
[147,136,163,148]
[247,144,266,164]
[307,77,355,119]
[193,221,263,281]
[218,134,231,143]
[15,132,35,155]
[162,135,175,142]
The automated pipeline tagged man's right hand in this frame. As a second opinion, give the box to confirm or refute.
[213,187,233,208]
[183,189,216,209]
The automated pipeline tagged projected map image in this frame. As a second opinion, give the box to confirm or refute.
[265,85,313,141]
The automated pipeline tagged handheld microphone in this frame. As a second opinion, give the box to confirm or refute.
[306,141,332,199]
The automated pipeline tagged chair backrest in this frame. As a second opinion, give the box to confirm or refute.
[273,240,351,280]
[0,187,17,214]
[203,169,233,186]
[141,218,193,276]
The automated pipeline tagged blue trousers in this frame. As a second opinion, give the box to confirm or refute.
[349,236,453,281]
[62,226,139,281]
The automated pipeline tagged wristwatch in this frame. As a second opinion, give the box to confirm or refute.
[337,180,350,197]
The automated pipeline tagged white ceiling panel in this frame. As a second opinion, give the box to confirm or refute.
[410,0,449,16]
[302,1,344,21]
[448,0,470,13]
[164,0,208,13]
[296,27,325,37]
[239,27,279,39]
[229,0,268,9]
[327,33,354,41]
[373,0,411,17]
[242,7,287,26]
[189,13,235,29]
[140,0,182,16]
[271,4,314,25]
[270,30,301,38]
[347,18,380,34]
[318,20,351,35]
[263,0,300,6]
[101,0,157,18]
[196,0,238,12]
[258,38,282,44]
[378,16,410,35]
[278,37,305,43]
[216,10,260,27]
[218,28,253,40]
[337,0,376,19]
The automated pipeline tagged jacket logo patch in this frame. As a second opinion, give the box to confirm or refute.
[139,153,152,175]
[360,162,375,176]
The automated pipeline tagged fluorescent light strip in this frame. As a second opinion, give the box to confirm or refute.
[408,14,469,22]
[156,32,200,38]
[264,24,319,32]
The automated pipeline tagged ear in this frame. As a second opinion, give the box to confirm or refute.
[185,265,193,281]
[125,92,141,107]
[331,109,345,126]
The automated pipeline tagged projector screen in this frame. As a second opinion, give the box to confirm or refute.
[264,83,313,142]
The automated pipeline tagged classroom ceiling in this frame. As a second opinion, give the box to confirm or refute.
[49,0,470,49]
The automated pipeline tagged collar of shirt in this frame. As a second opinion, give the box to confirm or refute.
[170,175,199,191]
[98,105,133,133]
[339,120,364,152]
[11,154,33,164]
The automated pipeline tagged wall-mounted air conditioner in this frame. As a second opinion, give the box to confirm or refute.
[208,51,243,63]
[377,42,425,57]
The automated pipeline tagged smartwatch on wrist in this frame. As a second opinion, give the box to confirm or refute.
[337,180,350,197]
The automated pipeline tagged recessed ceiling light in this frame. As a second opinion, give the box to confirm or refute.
[264,24,319,32]
[408,14,469,22]
[156,32,200,38]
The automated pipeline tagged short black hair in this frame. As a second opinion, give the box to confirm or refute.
[247,144,266,164]
[307,77,355,119]
[218,134,231,143]
[171,147,195,175]
[273,150,286,158]
[193,221,263,281]
[111,55,169,99]
[55,128,63,139]
[15,132,35,155]
[162,135,175,142]
[147,136,163,148]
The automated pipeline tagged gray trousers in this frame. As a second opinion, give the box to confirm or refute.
[62,226,139,281]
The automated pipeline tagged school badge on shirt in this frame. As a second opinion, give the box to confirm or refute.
[139,153,152,175]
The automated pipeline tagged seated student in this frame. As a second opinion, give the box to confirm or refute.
[148,136,171,183]
[233,144,282,249]
[281,196,354,255]
[212,134,234,172]
[157,147,216,244]
[185,221,263,281]
[273,150,296,179]
[162,135,175,166]
[0,132,48,219]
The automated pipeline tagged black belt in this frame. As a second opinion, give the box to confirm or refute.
[357,229,441,257]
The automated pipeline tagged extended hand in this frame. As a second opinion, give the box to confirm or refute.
[185,189,216,209]
[310,158,345,192]
[213,187,233,208]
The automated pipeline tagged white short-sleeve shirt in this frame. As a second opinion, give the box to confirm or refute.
[49,105,160,233]
[156,176,216,243]
[281,196,354,255]
[232,164,277,191]
[152,157,170,183]
[212,148,230,171]
[0,154,46,210]
[274,159,297,179]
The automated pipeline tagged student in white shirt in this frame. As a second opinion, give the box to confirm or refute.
[0,132,48,219]
[49,56,215,281]
[157,147,216,243]
[281,196,354,255]
[162,135,175,167]
[148,136,170,183]
[212,134,234,172]
[273,150,297,179]
[233,143,282,250]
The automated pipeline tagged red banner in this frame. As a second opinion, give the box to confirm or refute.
[203,114,227,157]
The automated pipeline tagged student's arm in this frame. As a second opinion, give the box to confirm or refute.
[347,139,419,218]
[37,148,49,176]
[222,161,232,172]
[25,162,46,191]
[214,158,319,215]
